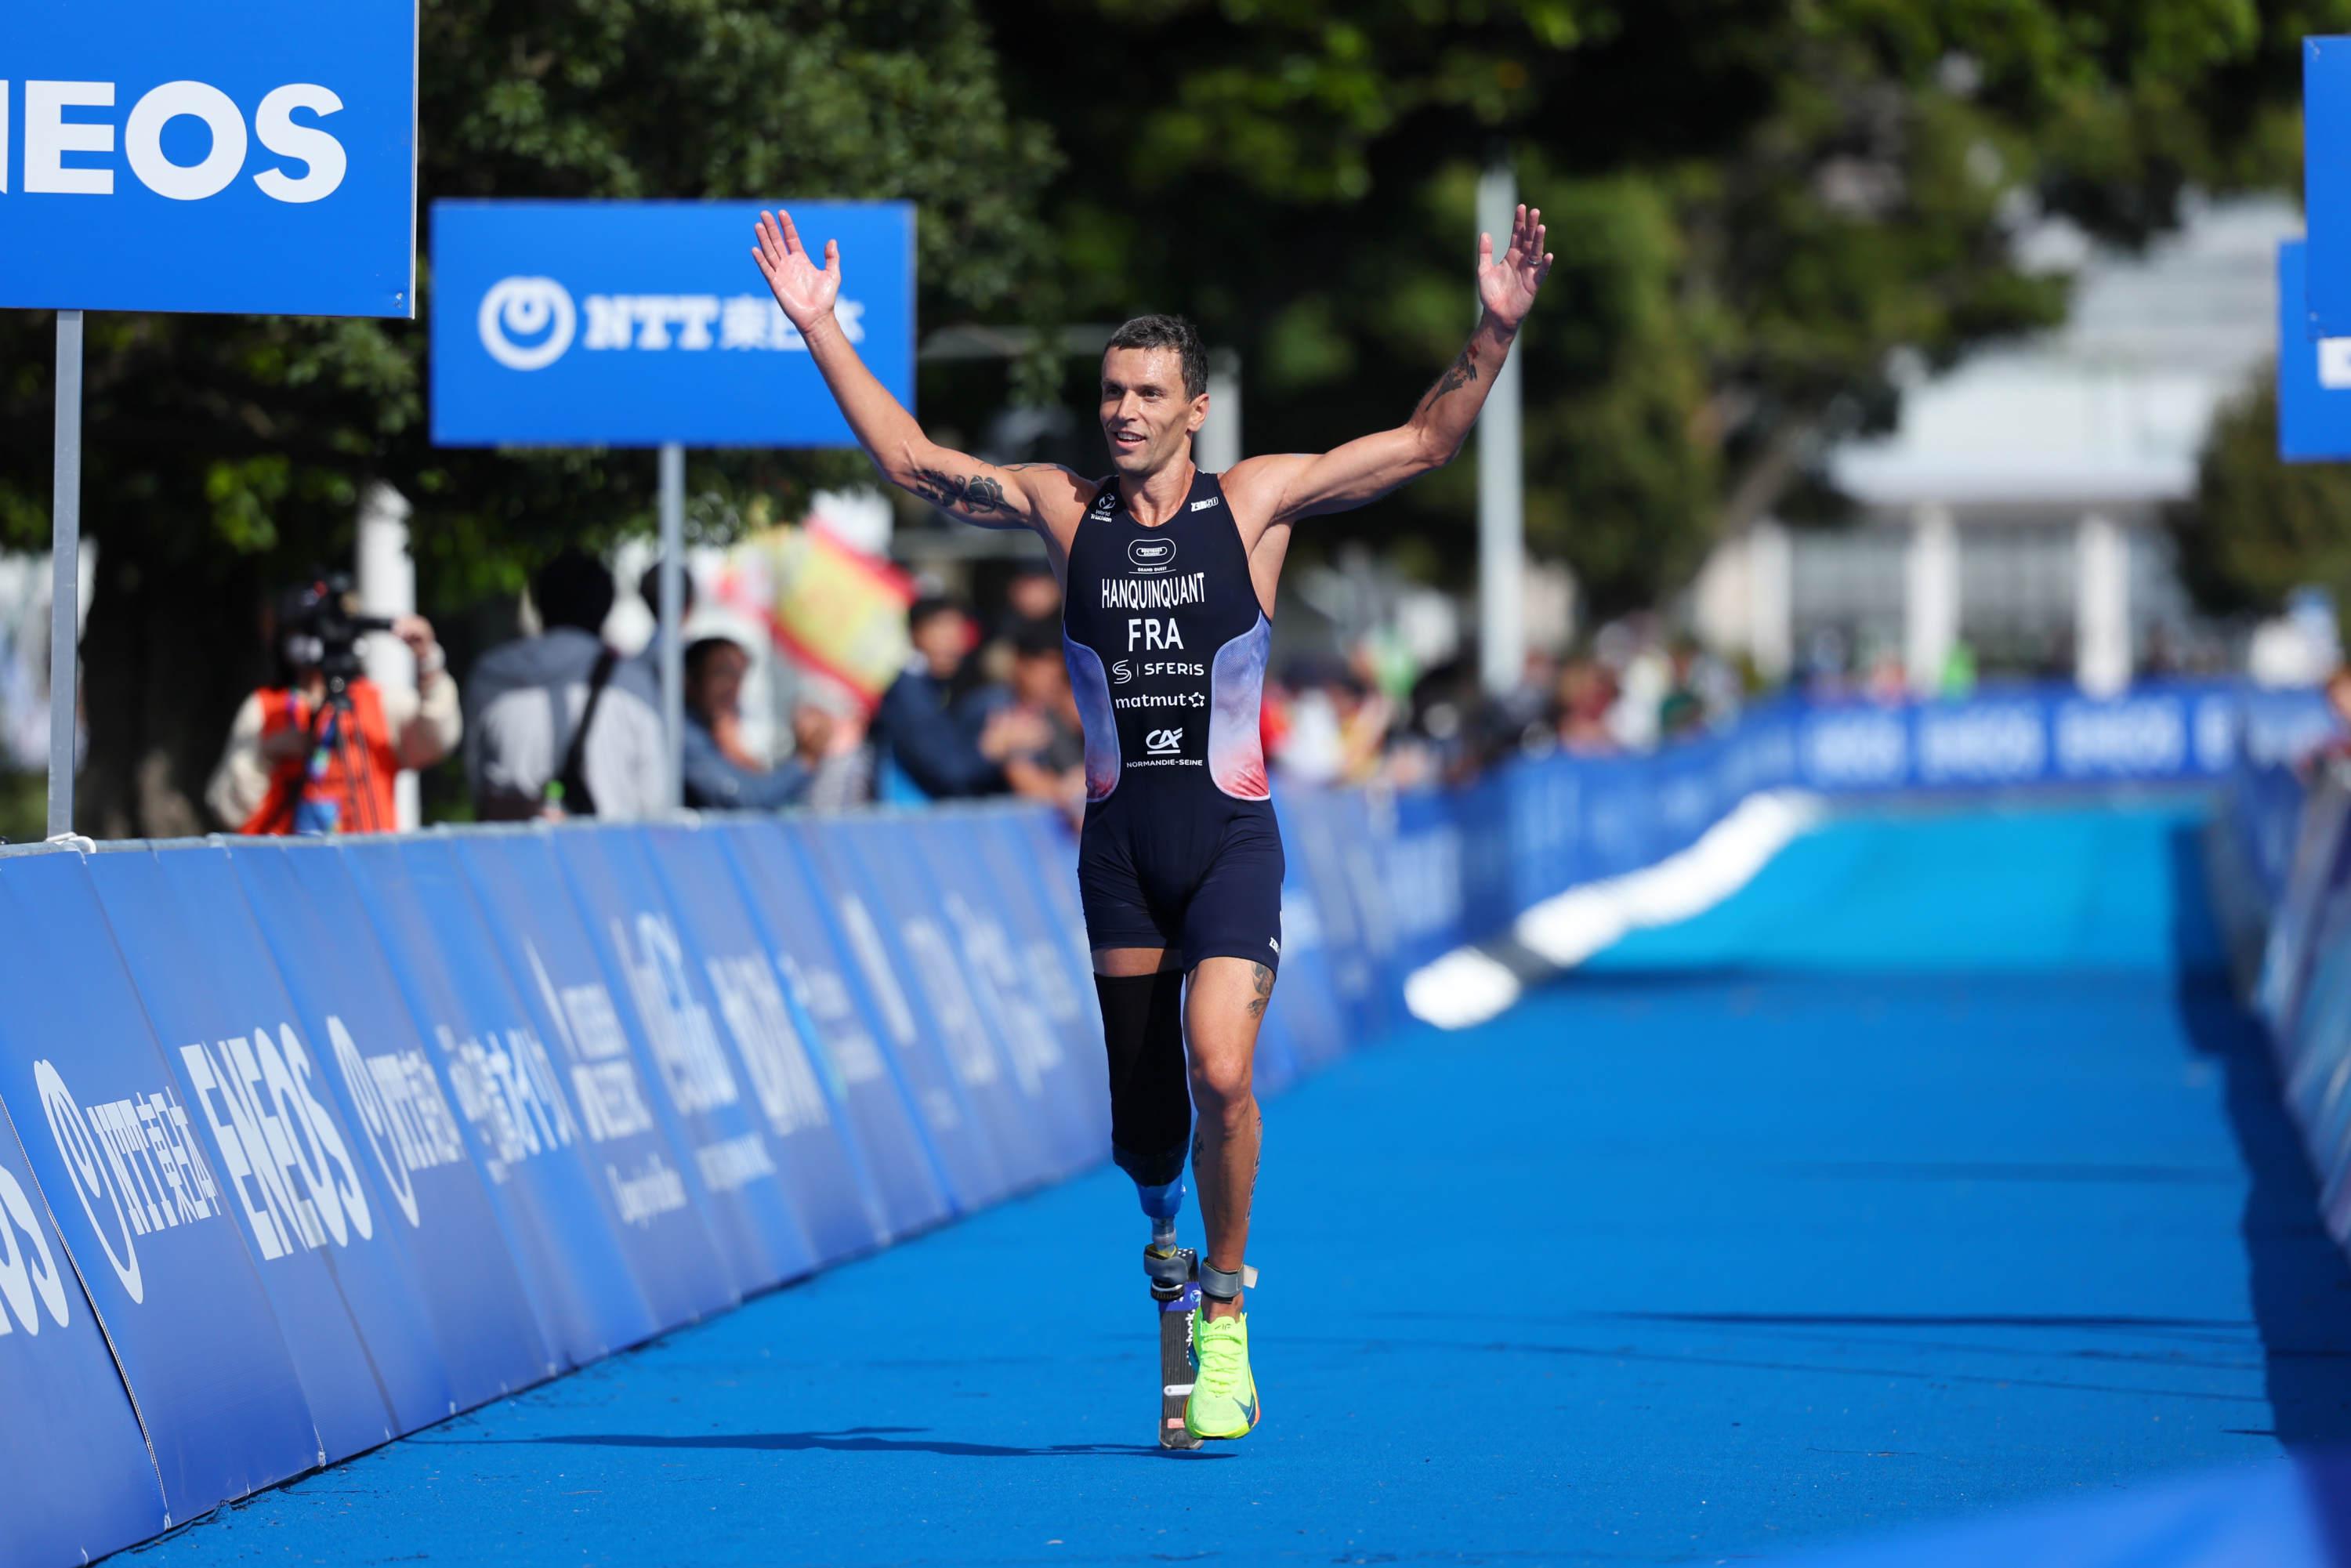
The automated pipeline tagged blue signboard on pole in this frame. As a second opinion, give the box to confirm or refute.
[2280,241,2351,462]
[431,199,915,447]
[0,0,418,316]
[2309,39,2351,337]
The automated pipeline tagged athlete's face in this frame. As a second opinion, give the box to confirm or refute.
[1099,348,1208,476]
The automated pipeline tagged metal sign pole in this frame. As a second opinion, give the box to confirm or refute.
[49,311,85,839]
[1475,161,1526,697]
[658,442,686,811]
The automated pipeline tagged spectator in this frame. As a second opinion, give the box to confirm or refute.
[995,561,1063,640]
[958,617,1085,805]
[795,689,873,811]
[208,577,458,835]
[634,558,696,690]
[2301,666,2351,777]
[871,596,1046,801]
[680,636,823,810]
[1555,657,1618,754]
[467,549,665,820]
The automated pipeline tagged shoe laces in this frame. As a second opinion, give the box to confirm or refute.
[1194,1316,1246,1397]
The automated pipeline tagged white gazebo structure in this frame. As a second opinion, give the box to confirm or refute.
[1692,195,2298,690]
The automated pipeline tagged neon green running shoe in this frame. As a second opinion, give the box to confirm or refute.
[1184,1309,1260,1439]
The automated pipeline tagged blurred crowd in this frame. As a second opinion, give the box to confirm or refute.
[202,549,1762,837]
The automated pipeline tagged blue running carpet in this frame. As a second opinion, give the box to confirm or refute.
[136,801,2351,1566]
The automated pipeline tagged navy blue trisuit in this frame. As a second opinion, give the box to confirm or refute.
[1060,468,1284,974]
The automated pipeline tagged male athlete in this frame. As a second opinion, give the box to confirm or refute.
[753,205,1550,1439]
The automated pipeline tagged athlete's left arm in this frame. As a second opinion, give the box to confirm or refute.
[1224,205,1551,528]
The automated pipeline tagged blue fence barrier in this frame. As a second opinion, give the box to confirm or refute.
[0,675,2333,1566]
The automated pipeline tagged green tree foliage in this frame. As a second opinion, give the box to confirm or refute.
[2171,371,2351,623]
[0,0,1059,833]
[989,0,2324,617]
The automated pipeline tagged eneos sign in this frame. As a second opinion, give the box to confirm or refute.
[0,1,418,317]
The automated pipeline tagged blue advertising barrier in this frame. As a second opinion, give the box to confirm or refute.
[771,818,1016,1210]
[431,199,915,447]
[0,1092,171,1565]
[400,835,741,1332]
[223,839,556,1403]
[962,810,1121,1133]
[0,850,323,1520]
[337,839,665,1365]
[789,818,1046,1200]
[636,824,893,1263]
[87,844,455,1457]
[534,826,820,1291]
[0,1,418,317]
[827,813,1089,1184]
[903,812,1110,1168]
[5,679,2346,1565]
[713,819,958,1235]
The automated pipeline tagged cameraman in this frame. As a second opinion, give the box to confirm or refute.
[206,578,460,835]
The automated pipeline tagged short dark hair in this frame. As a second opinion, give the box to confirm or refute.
[1106,314,1208,400]
[1007,616,1063,660]
[684,635,747,684]
[534,548,615,635]
[908,595,969,634]
[640,559,696,621]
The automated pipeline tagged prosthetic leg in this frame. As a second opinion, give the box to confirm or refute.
[1139,1180,1202,1450]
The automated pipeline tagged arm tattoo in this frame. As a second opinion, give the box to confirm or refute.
[907,468,1009,514]
[1245,961,1273,1020]
[1419,342,1480,411]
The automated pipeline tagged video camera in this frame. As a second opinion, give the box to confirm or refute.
[280,572,395,689]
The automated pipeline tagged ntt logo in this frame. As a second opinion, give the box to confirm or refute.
[478,276,868,372]
[479,277,575,371]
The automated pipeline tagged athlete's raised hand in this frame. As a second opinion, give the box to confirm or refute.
[1477,203,1552,331]
[752,209,840,333]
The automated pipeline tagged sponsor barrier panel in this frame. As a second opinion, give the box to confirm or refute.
[223,839,555,1402]
[904,812,1108,1168]
[964,810,1118,1139]
[0,850,323,1519]
[1279,791,1396,1044]
[427,834,741,1328]
[637,824,893,1262]
[88,844,455,1455]
[0,680,2340,1565]
[534,826,819,1291]
[716,819,959,1233]
[338,839,665,1364]
[816,817,1075,1193]
[0,1093,172,1564]
[778,818,1019,1208]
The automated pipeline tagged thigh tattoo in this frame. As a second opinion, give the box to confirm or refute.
[1245,961,1273,1020]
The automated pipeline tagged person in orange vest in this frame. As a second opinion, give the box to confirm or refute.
[206,576,460,835]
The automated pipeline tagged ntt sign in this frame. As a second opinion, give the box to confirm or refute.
[431,200,916,447]
[0,0,418,317]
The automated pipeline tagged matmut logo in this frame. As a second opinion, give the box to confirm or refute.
[479,277,868,371]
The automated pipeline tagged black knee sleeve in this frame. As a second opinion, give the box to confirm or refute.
[1096,971,1190,1188]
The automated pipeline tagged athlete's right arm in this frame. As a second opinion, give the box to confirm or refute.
[752,210,1089,533]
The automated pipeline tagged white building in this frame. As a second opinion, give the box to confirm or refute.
[1691,195,2300,691]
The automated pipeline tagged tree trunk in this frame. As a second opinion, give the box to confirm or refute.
[78,545,268,839]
